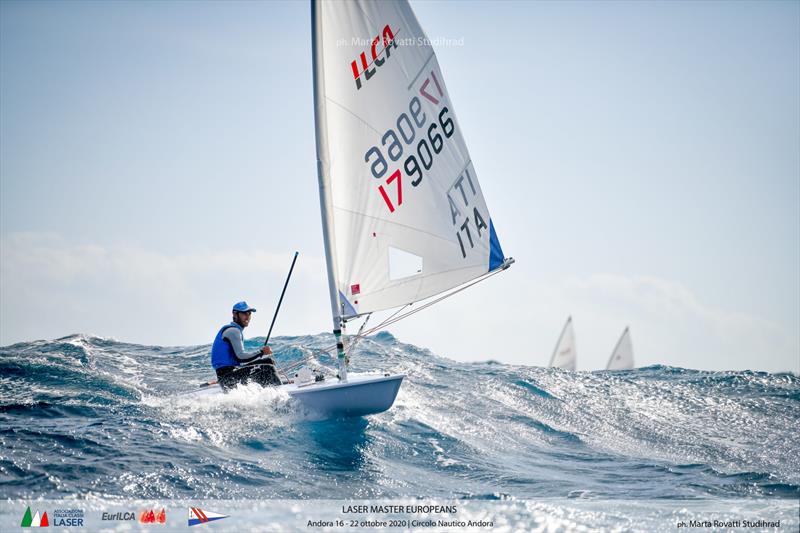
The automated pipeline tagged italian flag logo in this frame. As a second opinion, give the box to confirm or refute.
[20,507,49,528]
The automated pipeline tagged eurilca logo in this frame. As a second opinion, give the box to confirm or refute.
[20,507,48,528]
[140,508,166,524]
[350,24,399,90]
[188,508,228,527]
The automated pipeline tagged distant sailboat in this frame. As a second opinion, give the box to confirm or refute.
[606,326,634,370]
[549,316,576,370]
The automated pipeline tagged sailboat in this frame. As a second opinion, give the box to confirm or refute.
[187,0,513,416]
[605,326,634,370]
[548,316,576,370]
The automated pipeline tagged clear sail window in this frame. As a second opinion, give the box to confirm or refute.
[388,246,423,280]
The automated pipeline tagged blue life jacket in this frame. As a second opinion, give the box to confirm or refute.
[211,322,242,369]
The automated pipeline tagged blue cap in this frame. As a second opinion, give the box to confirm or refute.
[232,301,257,313]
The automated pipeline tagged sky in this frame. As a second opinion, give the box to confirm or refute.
[1,0,798,372]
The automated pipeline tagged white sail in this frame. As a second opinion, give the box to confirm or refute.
[549,316,576,370]
[606,326,634,370]
[313,0,507,320]
[185,0,506,414]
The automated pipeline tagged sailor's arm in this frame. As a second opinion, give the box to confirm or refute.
[222,327,266,363]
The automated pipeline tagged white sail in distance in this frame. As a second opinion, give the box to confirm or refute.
[549,316,576,370]
[606,326,634,370]
[313,0,508,320]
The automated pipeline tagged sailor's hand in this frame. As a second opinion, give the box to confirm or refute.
[261,345,273,356]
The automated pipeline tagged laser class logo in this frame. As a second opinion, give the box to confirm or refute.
[350,24,399,90]
[139,508,166,524]
[20,507,48,527]
[50,509,84,527]
[188,508,228,527]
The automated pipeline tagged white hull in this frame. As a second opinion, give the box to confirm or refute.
[185,373,404,418]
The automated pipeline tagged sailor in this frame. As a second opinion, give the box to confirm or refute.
[211,301,282,391]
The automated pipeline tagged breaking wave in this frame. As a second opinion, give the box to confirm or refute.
[1,332,797,502]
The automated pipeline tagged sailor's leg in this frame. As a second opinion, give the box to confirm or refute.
[246,363,282,386]
[217,366,253,391]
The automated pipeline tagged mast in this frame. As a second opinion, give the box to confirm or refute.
[311,0,347,381]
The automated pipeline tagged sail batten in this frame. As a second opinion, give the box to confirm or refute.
[314,0,509,320]
[407,52,437,89]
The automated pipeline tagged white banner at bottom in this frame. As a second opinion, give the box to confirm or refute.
[1,498,797,532]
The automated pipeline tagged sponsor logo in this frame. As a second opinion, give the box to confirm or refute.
[350,24,399,90]
[350,283,361,295]
[101,512,136,521]
[20,507,49,528]
[51,509,84,527]
[188,508,228,527]
[140,508,167,524]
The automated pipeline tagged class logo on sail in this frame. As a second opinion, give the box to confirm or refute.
[351,24,399,90]
[20,507,48,528]
[188,508,228,527]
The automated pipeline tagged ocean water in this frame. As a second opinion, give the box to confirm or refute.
[0,332,798,531]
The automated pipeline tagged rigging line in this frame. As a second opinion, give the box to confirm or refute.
[305,305,401,360]
[372,303,410,330]
[345,304,410,349]
[282,309,386,373]
[275,342,334,375]
[281,263,509,372]
[277,367,291,382]
[339,264,507,345]
[359,267,506,335]
[287,358,326,374]
[283,343,344,372]
[338,264,492,322]
[342,305,405,359]
[359,303,410,338]
[345,313,372,358]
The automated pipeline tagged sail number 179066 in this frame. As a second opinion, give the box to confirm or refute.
[364,79,455,213]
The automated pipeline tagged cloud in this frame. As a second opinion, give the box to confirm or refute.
[559,274,797,371]
[0,232,329,346]
[1,233,796,372]
[391,271,797,373]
